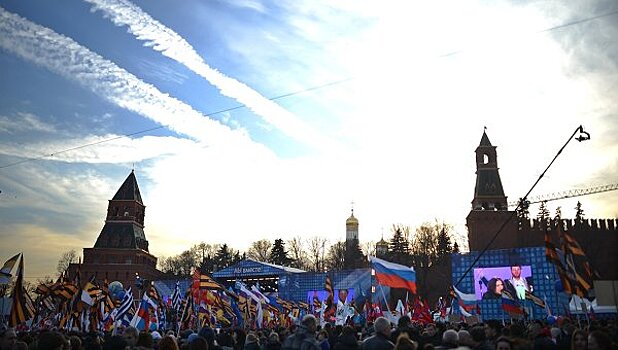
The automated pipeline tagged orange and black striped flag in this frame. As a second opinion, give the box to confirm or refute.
[9,253,33,326]
[545,225,575,295]
[198,273,224,290]
[52,282,79,302]
[180,290,194,323]
[313,295,321,311]
[560,228,597,298]
[324,275,334,316]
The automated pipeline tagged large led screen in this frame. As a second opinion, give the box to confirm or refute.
[473,265,533,300]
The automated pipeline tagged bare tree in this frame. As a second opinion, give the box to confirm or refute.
[246,239,272,262]
[361,241,376,258]
[307,236,327,272]
[325,241,346,271]
[410,221,441,268]
[287,236,309,269]
[195,242,220,262]
[56,249,78,276]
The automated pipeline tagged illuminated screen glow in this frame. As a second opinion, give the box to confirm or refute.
[473,265,532,300]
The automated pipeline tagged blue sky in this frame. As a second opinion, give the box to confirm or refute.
[0,0,617,281]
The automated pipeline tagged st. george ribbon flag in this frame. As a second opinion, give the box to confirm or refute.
[369,256,416,294]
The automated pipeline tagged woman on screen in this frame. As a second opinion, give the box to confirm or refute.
[482,278,504,299]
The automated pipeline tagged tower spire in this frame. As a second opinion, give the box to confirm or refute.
[472,130,507,210]
[94,171,149,251]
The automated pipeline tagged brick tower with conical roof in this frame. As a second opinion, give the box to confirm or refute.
[69,171,162,290]
[466,131,519,251]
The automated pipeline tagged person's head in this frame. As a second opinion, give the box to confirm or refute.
[301,314,318,333]
[137,331,154,349]
[510,266,522,279]
[188,337,208,350]
[374,317,391,338]
[470,326,486,345]
[70,336,83,350]
[485,320,502,340]
[488,278,504,295]
[158,336,180,350]
[123,327,139,347]
[198,328,215,348]
[422,324,437,337]
[395,334,417,350]
[102,336,128,350]
[151,331,162,344]
[318,330,328,342]
[245,333,259,345]
[38,332,67,350]
[398,316,411,329]
[495,337,512,350]
[587,331,610,350]
[14,341,28,350]
[0,326,16,350]
[570,330,587,350]
[458,330,473,347]
[442,330,458,346]
[267,332,279,344]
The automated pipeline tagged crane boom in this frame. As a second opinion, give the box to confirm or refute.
[508,183,618,207]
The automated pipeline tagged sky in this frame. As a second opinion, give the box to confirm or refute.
[0,0,617,281]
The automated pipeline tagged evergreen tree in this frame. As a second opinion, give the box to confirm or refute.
[269,239,292,266]
[453,242,460,253]
[537,201,550,231]
[389,227,409,255]
[344,239,367,269]
[554,206,562,219]
[214,244,239,270]
[575,201,585,223]
[436,227,453,261]
[387,226,410,264]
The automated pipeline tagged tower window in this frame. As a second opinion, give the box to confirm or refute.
[483,153,489,164]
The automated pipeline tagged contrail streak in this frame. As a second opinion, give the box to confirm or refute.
[0,6,247,147]
[85,0,336,151]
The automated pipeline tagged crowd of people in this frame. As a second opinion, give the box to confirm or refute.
[1,315,616,350]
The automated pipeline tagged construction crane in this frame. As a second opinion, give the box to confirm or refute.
[507,183,618,207]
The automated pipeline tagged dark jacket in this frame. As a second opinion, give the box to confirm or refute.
[283,326,321,350]
[265,341,282,350]
[361,334,394,350]
[333,334,359,350]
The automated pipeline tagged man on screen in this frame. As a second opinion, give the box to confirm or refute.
[504,265,533,299]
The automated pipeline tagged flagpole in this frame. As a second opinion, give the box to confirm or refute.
[378,284,391,313]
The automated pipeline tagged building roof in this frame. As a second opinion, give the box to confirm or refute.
[93,222,149,251]
[479,131,493,147]
[112,170,143,204]
[346,210,358,225]
[474,169,506,197]
[213,259,304,278]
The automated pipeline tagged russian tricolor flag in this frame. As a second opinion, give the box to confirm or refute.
[130,294,155,330]
[452,286,477,317]
[501,292,524,315]
[370,256,416,294]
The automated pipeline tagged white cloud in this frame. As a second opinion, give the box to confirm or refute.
[0,134,203,164]
[0,7,250,148]
[85,0,338,152]
[0,112,56,133]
